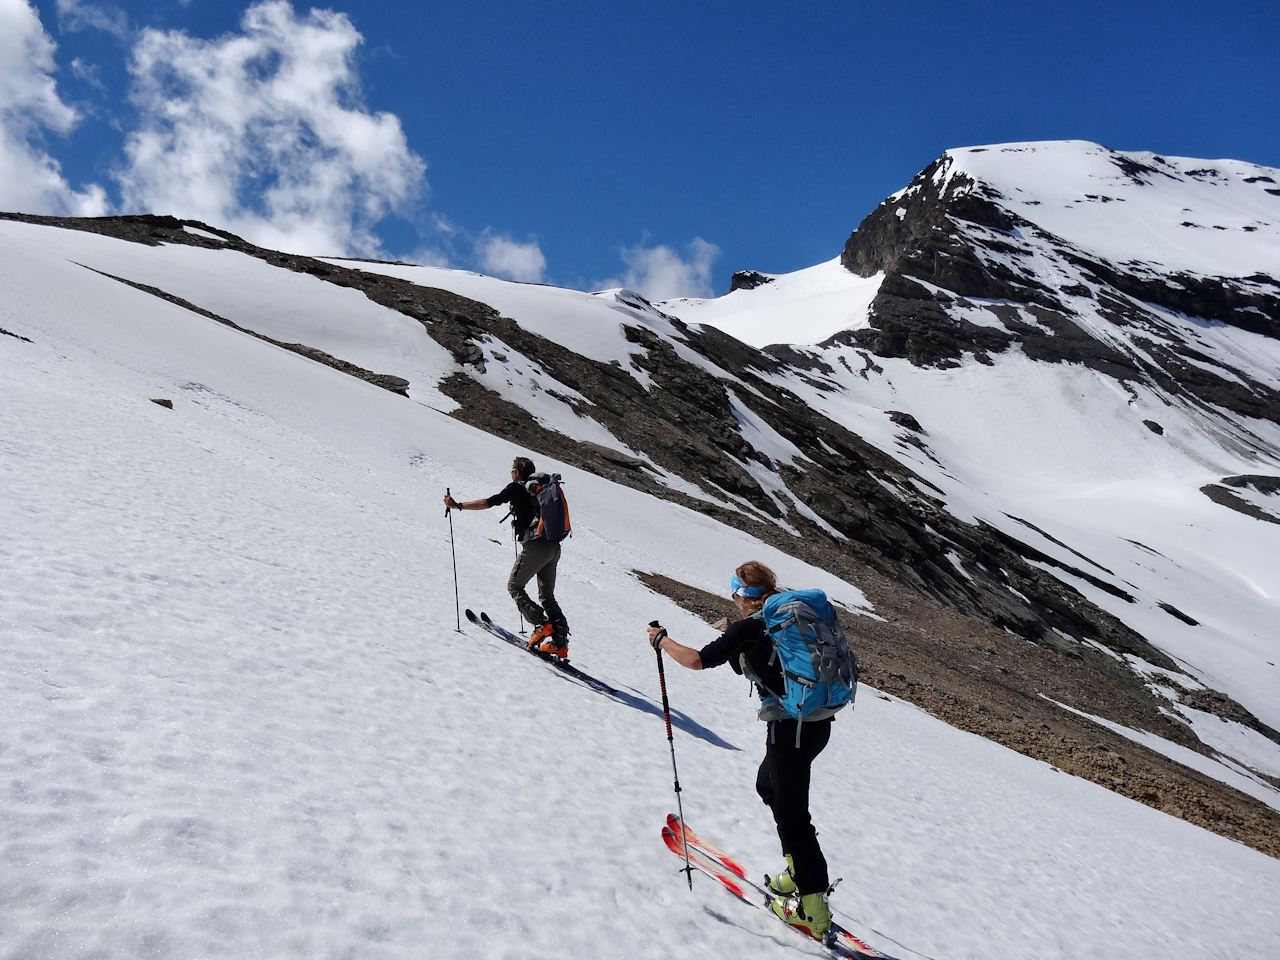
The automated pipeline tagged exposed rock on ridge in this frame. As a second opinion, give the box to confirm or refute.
[839,151,1280,425]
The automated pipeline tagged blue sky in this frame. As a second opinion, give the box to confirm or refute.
[5,0,1278,297]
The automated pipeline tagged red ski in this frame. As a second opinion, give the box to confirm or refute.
[665,813,748,878]
[662,815,892,959]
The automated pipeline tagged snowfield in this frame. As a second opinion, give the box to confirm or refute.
[944,140,1280,277]
[3,219,1280,958]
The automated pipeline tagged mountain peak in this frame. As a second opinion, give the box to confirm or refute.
[931,140,1280,277]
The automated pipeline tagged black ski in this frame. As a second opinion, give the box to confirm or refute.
[465,609,619,697]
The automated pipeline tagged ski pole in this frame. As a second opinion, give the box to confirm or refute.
[514,533,525,634]
[650,620,694,890]
[445,488,461,633]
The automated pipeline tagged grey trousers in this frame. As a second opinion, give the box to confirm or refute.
[507,539,567,634]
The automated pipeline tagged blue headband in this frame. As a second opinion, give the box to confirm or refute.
[729,573,766,598]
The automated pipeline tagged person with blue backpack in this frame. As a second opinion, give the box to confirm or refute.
[646,560,858,940]
[444,456,573,657]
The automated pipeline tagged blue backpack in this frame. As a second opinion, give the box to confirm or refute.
[750,589,858,743]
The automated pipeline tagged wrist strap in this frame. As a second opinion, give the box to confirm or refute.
[651,628,668,650]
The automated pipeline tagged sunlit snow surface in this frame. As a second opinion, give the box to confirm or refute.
[945,140,1280,277]
[3,207,1280,957]
[665,257,884,347]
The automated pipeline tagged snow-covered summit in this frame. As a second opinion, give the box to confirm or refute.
[940,139,1280,276]
[662,257,883,348]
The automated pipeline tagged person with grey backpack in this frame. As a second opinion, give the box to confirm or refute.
[444,456,573,657]
[646,560,858,940]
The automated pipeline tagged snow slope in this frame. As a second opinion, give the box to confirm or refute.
[662,258,884,348]
[944,140,1280,277]
[3,223,1280,958]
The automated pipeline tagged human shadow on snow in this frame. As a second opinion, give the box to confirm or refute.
[545,668,739,751]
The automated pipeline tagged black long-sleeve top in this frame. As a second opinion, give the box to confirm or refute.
[486,481,537,536]
[698,616,785,695]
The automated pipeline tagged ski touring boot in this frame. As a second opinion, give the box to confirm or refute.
[528,623,568,659]
[769,889,833,942]
[764,853,798,896]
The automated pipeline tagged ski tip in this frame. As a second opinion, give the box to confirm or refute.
[661,825,694,862]
[464,608,478,622]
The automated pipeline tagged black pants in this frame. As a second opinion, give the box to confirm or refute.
[507,539,567,635]
[755,718,832,895]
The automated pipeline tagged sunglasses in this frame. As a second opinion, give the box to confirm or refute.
[729,573,766,599]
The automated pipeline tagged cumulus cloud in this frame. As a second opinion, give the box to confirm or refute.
[606,237,720,300]
[55,0,130,40]
[0,0,108,215]
[477,232,546,283]
[115,0,426,256]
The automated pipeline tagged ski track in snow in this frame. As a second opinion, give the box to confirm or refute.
[2,213,1280,958]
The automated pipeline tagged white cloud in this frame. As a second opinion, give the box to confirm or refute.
[69,56,104,90]
[55,0,130,41]
[115,0,426,256]
[0,0,109,216]
[406,245,451,268]
[605,237,720,300]
[476,231,546,283]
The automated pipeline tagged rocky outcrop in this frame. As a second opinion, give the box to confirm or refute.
[836,157,1280,425]
[729,269,775,292]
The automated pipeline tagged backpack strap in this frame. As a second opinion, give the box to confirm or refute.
[741,611,786,708]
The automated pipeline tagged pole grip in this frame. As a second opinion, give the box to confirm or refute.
[655,647,674,741]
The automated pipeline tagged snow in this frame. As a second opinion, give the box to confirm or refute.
[469,335,632,451]
[947,141,1280,277]
[758,336,1280,767]
[728,390,808,468]
[1046,699,1280,813]
[0,221,462,414]
[662,258,884,348]
[321,258,666,376]
[6,218,1280,959]
[1172,703,1280,781]
[182,226,227,243]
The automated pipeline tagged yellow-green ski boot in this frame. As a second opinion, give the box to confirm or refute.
[764,854,798,896]
[769,890,832,940]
